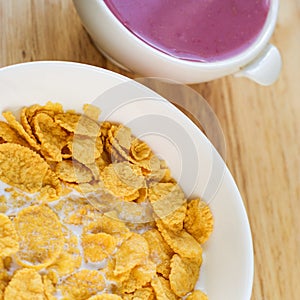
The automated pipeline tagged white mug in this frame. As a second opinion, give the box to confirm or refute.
[73,0,281,85]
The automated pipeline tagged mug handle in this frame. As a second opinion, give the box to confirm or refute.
[234,44,282,86]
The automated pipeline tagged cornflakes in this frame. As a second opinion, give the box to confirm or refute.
[149,183,186,231]
[114,233,149,277]
[83,104,101,121]
[0,195,7,214]
[2,111,40,150]
[47,227,81,276]
[0,214,19,258]
[55,160,94,183]
[120,260,156,293]
[40,168,62,202]
[83,214,131,245]
[169,254,202,297]
[43,274,57,300]
[106,125,160,172]
[82,232,116,262]
[186,290,208,300]
[4,268,44,300]
[32,112,69,162]
[87,295,122,300]
[130,138,152,161]
[59,270,105,300]
[114,125,133,150]
[143,229,173,278]
[72,135,102,165]
[54,113,100,137]
[151,275,178,300]
[100,162,145,199]
[184,198,214,244]
[0,269,10,300]
[123,287,155,300]
[39,101,64,116]
[0,102,214,299]
[0,121,28,147]
[14,205,64,269]
[156,220,202,259]
[0,143,49,193]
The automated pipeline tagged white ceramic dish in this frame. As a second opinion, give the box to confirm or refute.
[0,61,253,300]
[73,0,281,85]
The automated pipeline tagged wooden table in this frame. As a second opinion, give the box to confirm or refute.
[1,1,299,299]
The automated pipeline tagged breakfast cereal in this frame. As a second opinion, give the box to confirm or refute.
[169,254,202,297]
[54,112,100,137]
[0,143,49,194]
[114,233,149,277]
[4,268,44,300]
[82,232,116,263]
[120,260,156,293]
[184,198,214,244]
[151,275,178,300]
[0,214,19,258]
[143,229,173,278]
[87,294,122,300]
[14,205,64,269]
[0,121,28,147]
[2,111,40,150]
[186,290,209,300]
[59,270,105,299]
[0,102,212,299]
[156,219,203,259]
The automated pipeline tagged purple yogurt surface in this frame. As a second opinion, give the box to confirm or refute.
[104,0,270,62]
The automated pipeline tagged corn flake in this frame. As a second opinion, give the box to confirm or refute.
[149,183,186,231]
[151,275,178,300]
[114,125,133,150]
[101,162,145,198]
[156,220,202,259]
[143,229,173,278]
[169,254,202,297]
[114,233,149,277]
[0,213,19,258]
[4,268,44,300]
[2,111,40,150]
[120,260,156,293]
[14,205,64,269]
[55,160,93,183]
[43,273,57,300]
[184,198,214,244]
[87,295,122,300]
[0,269,10,300]
[107,125,160,171]
[0,143,49,193]
[83,214,131,245]
[82,232,117,263]
[39,168,62,202]
[0,121,28,147]
[83,104,101,121]
[123,287,155,300]
[186,290,208,300]
[59,270,105,300]
[47,227,81,276]
[33,112,69,162]
[130,138,152,161]
[72,135,102,165]
[54,113,100,137]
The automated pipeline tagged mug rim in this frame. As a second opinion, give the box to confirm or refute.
[100,0,279,69]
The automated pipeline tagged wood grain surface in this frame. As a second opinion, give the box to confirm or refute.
[0,1,299,299]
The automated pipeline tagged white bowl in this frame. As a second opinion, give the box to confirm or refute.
[0,61,253,299]
[73,0,281,85]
